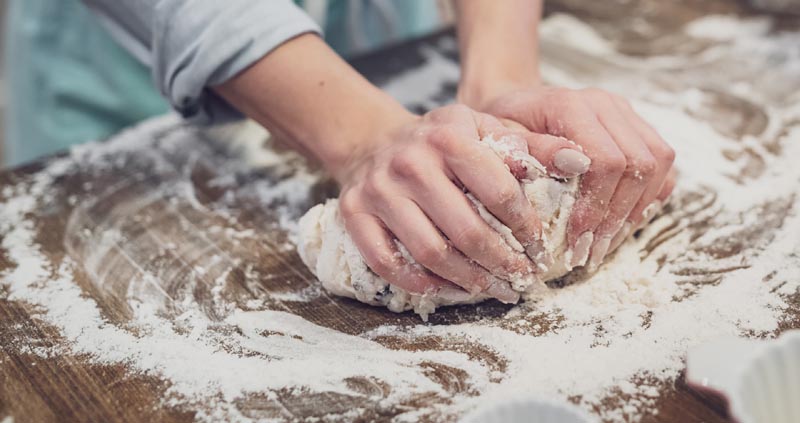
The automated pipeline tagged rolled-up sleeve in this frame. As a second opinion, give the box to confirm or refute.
[83,0,321,124]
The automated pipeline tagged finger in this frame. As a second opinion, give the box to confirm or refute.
[499,118,529,131]
[544,100,626,269]
[471,114,533,179]
[425,107,528,178]
[585,99,658,272]
[478,114,590,179]
[475,115,588,271]
[635,167,677,230]
[377,197,520,303]
[614,97,676,229]
[344,211,452,295]
[522,133,591,178]
[640,163,677,227]
[607,167,677,253]
[428,128,549,270]
[657,167,677,202]
[607,219,634,255]
[398,164,541,280]
[451,145,554,271]
[482,132,534,180]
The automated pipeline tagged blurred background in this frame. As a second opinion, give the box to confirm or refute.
[0,0,795,168]
[1,0,6,164]
[0,0,455,168]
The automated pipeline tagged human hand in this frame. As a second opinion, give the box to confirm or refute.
[477,87,676,271]
[213,34,589,301]
[334,104,589,302]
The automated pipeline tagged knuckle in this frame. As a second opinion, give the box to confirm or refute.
[500,256,526,276]
[414,242,449,268]
[447,103,471,115]
[389,152,425,181]
[425,104,469,122]
[595,153,627,175]
[367,250,397,276]
[563,88,584,103]
[424,107,445,121]
[581,87,605,97]
[614,95,632,108]
[517,217,541,240]
[452,225,485,250]
[653,143,676,164]
[660,184,676,200]
[488,185,520,211]
[550,87,573,98]
[552,90,586,113]
[427,126,461,152]
[361,175,389,199]
[338,190,361,217]
[582,87,612,102]
[626,156,658,179]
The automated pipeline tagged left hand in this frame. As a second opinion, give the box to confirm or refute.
[472,86,676,271]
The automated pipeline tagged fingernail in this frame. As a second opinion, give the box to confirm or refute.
[569,232,594,269]
[639,200,663,230]
[485,281,521,304]
[554,149,591,176]
[587,236,611,273]
[525,239,554,273]
[609,221,633,253]
[437,287,475,305]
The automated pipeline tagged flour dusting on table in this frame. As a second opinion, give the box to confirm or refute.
[1,12,799,423]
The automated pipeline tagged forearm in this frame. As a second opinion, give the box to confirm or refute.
[455,0,543,109]
[83,0,323,123]
[214,34,414,180]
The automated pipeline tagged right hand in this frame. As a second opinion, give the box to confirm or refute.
[477,87,677,271]
[334,104,590,303]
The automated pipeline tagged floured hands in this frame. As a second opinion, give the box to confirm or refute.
[215,33,599,302]
[478,87,676,272]
[334,104,589,301]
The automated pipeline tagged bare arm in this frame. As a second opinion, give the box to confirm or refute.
[215,34,412,181]
[453,1,676,271]
[455,0,543,109]
[86,0,572,300]
[214,34,569,302]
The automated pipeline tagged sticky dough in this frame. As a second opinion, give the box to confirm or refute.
[297,135,580,319]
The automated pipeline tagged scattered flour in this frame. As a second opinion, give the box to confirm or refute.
[1,12,799,423]
[0,120,488,420]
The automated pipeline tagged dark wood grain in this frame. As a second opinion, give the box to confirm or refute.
[2,0,799,422]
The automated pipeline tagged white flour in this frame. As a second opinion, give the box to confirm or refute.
[1,12,799,423]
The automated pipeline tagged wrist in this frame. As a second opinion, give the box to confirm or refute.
[458,70,542,111]
[214,33,416,183]
[454,0,543,110]
[322,101,417,183]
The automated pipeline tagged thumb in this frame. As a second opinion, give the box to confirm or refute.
[521,132,591,179]
[475,114,541,179]
[475,113,590,179]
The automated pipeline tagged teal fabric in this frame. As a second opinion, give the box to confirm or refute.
[304,0,442,56]
[5,0,170,166]
[3,0,442,166]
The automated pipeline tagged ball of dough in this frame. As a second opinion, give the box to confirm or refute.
[296,135,581,319]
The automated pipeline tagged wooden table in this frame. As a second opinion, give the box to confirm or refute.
[2,1,799,422]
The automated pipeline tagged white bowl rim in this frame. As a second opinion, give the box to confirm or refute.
[459,396,599,423]
[727,330,800,423]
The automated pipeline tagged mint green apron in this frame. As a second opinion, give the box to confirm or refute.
[3,0,442,166]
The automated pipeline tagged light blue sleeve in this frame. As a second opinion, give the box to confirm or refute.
[82,0,322,124]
